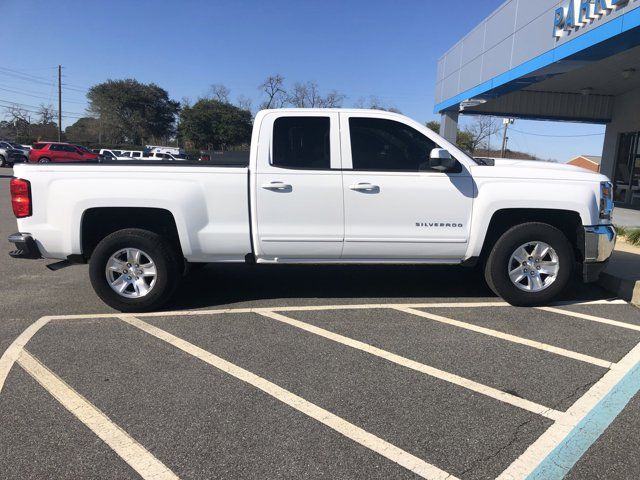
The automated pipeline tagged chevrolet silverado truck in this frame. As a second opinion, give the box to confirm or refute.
[7,109,616,312]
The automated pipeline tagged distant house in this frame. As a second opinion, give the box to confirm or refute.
[567,155,601,173]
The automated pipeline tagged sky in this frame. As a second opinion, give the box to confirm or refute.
[0,0,606,161]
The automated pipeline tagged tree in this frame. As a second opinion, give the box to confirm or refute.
[258,74,287,109]
[65,117,100,145]
[87,79,180,145]
[353,96,401,113]
[425,121,440,133]
[37,104,56,124]
[236,95,253,113]
[464,116,500,154]
[210,84,231,103]
[178,99,252,150]
[425,117,499,155]
[4,104,31,140]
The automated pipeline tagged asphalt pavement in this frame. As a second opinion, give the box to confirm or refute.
[1,168,639,479]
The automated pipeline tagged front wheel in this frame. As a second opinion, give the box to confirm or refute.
[485,222,574,306]
[89,228,182,312]
[0,155,5,167]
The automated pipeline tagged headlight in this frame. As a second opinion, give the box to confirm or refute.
[600,181,614,221]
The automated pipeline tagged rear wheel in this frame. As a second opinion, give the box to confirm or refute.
[0,155,5,167]
[485,222,573,306]
[39,157,51,163]
[89,228,182,312]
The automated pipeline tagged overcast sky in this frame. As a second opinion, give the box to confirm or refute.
[0,0,606,161]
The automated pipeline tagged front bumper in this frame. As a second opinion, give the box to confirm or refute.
[581,225,616,283]
[8,233,41,259]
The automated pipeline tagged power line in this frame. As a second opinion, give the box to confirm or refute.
[0,86,87,104]
[510,128,605,138]
[0,99,86,119]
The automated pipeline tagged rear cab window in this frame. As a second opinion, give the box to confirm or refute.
[272,117,331,170]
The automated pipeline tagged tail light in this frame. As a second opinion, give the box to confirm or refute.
[10,178,32,218]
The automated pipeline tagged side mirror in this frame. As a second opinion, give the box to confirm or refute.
[429,148,457,171]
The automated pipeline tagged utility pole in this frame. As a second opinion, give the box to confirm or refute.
[500,118,514,158]
[58,65,62,142]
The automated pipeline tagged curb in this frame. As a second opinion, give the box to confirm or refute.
[598,272,640,306]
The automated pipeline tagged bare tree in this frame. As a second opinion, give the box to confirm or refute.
[289,81,345,108]
[258,74,287,109]
[463,116,500,154]
[319,90,345,108]
[352,95,400,113]
[210,84,231,103]
[236,95,253,112]
[4,104,31,139]
[5,104,30,124]
[37,104,56,124]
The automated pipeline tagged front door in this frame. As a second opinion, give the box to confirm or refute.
[340,113,473,260]
[255,112,344,259]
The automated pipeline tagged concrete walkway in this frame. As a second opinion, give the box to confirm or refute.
[613,208,640,228]
[599,240,640,305]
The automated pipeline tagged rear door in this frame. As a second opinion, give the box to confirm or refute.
[255,112,343,259]
[340,112,473,260]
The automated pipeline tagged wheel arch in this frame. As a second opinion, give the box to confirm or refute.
[477,208,584,263]
[80,207,182,260]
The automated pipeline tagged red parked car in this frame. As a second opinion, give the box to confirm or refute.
[29,142,101,163]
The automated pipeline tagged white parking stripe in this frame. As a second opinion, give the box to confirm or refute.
[0,316,52,394]
[39,299,626,323]
[397,308,612,369]
[497,341,640,480]
[117,315,455,480]
[538,307,640,332]
[256,310,562,421]
[17,350,179,480]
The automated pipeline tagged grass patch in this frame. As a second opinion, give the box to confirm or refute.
[615,225,640,247]
[627,229,640,247]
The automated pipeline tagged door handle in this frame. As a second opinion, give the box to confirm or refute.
[349,182,379,192]
[261,181,292,191]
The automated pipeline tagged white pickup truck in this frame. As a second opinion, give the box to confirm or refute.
[8,109,616,312]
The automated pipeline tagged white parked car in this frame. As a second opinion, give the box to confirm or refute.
[98,149,130,161]
[120,150,144,159]
[143,145,184,157]
[8,109,616,312]
[144,151,189,161]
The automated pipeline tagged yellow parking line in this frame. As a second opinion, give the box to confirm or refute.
[17,350,179,480]
[118,315,456,480]
[397,307,613,369]
[256,310,563,421]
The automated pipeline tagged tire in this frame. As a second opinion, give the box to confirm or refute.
[0,155,5,167]
[39,157,51,163]
[89,228,182,312]
[484,222,574,307]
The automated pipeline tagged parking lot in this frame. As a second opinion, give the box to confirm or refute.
[1,168,640,479]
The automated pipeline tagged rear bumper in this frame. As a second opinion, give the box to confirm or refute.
[8,233,42,259]
[581,225,616,283]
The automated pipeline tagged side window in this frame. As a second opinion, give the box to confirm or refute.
[49,144,61,151]
[272,116,330,170]
[349,118,436,171]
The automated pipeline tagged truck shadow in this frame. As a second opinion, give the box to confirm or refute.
[169,263,612,310]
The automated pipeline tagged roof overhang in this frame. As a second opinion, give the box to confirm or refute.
[435,5,640,122]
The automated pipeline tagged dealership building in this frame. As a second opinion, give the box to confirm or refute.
[435,0,640,209]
